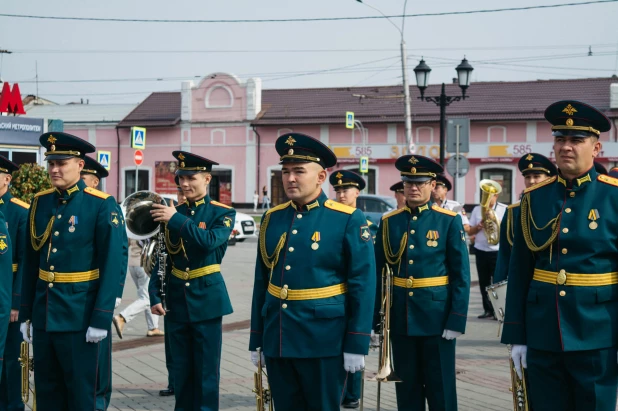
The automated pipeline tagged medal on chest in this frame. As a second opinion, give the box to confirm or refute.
[588,209,599,230]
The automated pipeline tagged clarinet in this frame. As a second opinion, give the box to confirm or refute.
[157,222,169,312]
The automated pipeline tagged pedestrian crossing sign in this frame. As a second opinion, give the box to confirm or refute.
[346,112,355,129]
[97,151,111,170]
[131,127,146,149]
[359,156,369,173]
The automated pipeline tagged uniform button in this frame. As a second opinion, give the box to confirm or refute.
[559,290,566,297]
[569,192,575,198]
[185,267,190,272]
[57,214,62,219]
[562,228,569,233]
[52,248,57,253]
[185,282,190,287]
[54,231,59,236]
[292,230,298,234]
[49,283,53,288]
[410,230,415,234]
[412,216,418,221]
[565,208,572,213]
[408,292,414,297]
[409,260,414,265]
[297,214,303,219]
[50,266,55,270]
[282,303,288,309]
[191,210,195,215]
[562,248,568,254]
[285,265,291,270]
[288,247,294,252]
[62,201,67,204]
[409,245,414,249]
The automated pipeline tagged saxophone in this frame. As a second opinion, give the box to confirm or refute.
[479,179,502,245]
[19,320,36,410]
[252,347,273,411]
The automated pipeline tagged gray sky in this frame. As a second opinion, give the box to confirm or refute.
[1,0,617,104]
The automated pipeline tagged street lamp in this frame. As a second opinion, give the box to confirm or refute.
[414,57,474,165]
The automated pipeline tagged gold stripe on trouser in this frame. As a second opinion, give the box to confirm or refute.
[171,264,221,280]
[533,268,618,286]
[393,275,449,288]
[12,264,17,273]
[39,268,100,283]
[267,282,347,301]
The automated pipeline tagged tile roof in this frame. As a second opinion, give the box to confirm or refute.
[117,92,181,128]
[26,103,137,123]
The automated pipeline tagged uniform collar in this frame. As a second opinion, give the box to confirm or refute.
[188,194,209,208]
[55,179,85,201]
[290,191,325,212]
[404,200,431,215]
[0,189,11,205]
[557,166,597,191]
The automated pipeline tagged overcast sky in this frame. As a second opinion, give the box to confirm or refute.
[1,0,617,104]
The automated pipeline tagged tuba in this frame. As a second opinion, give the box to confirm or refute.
[508,346,530,411]
[19,320,35,410]
[122,191,170,311]
[480,179,502,245]
[252,347,273,411]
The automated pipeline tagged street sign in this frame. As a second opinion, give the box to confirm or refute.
[446,155,470,178]
[446,118,470,153]
[345,112,355,129]
[134,150,144,166]
[97,151,111,170]
[131,127,146,149]
[359,156,369,173]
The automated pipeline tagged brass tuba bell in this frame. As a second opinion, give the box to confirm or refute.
[479,179,502,245]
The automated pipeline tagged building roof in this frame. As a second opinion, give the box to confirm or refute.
[117,92,181,128]
[25,103,138,123]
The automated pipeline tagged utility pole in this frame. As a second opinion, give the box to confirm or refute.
[401,40,412,153]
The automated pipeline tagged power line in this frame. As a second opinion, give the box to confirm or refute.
[1,1,616,24]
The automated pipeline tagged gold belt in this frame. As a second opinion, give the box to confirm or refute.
[393,276,449,288]
[171,264,221,281]
[533,268,618,287]
[39,268,99,283]
[268,282,347,301]
[12,264,17,273]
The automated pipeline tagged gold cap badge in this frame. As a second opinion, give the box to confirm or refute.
[288,149,294,155]
[410,167,417,174]
[526,154,534,161]
[47,135,57,144]
[285,136,296,146]
[566,118,574,126]
[528,163,533,168]
[335,172,343,179]
[562,104,577,116]
[178,153,185,160]
[408,156,419,164]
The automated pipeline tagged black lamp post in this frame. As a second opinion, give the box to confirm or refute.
[413,57,474,166]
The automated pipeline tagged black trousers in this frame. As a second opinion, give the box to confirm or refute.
[474,248,497,313]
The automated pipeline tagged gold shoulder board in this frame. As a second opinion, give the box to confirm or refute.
[367,219,374,226]
[598,174,618,187]
[10,197,30,209]
[210,200,232,209]
[508,202,521,209]
[381,207,406,220]
[265,201,291,216]
[84,187,111,200]
[431,204,457,217]
[34,188,55,198]
[324,200,355,215]
[524,176,556,193]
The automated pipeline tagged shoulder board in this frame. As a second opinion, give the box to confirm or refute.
[598,174,618,187]
[324,199,355,215]
[84,187,111,200]
[265,201,291,216]
[34,188,55,198]
[524,176,556,193]
[381,207,406,220]
[367,219,374,226]
[431,204,457,217]
[10,197,30,209]
[210,200,232,209]
[508,202,521,209]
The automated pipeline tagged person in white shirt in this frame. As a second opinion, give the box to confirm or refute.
[432,174,470,233]
[467,189,507,319]
[253,190,259,212]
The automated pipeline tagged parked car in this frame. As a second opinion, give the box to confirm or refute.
[356,194,397,223]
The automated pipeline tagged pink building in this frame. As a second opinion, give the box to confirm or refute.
[21,75,618,207]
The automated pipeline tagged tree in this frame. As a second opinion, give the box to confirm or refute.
[10,163,52,204]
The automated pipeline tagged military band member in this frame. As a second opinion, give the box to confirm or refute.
[594,161,608,175]
[249,133,376,410]
[502,101,618,410]
[19,132,124,411]
[81,155,128,411]
[390,181,405,210]
[432,174,470,232]
[0,156,23,407]
[149,151,235,411]
[374,155,470,410]
[493,153,556,283]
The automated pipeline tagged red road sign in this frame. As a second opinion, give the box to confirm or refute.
[134,150,144,166]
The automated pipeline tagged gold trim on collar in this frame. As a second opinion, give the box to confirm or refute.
[557,175,567,186]
[418,204,429,213]
[577,174,592,186]
[67,185,80,195]
[195,198,206,207]
[291,198,320,211]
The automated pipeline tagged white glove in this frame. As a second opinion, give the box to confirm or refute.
[115,298,122,309]
[442,329,462,340]
[20,322,33,344]
[85,327,108,343]
[343,352,364,373]
[370,329,380,348]
[511,344,528,379]
[250,351,266,368]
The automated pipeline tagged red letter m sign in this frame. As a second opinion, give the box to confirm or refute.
[0,82,26,115]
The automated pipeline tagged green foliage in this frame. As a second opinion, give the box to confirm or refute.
[10,163,52,204]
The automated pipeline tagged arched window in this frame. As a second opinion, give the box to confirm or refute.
[205,85,233,108]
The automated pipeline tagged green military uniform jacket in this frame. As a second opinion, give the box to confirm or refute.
[374,202,470,336]
[19,180,124,331]
[502,168,618,352]
[366,216,378,241]
[0,192,29,311]
[149,195,235,323]
[249,191,376,358]
[493,202,520,283]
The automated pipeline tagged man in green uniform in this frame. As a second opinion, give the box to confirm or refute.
[493,153,556,283]
[80,155,128,411]
[19,132,124,411]
[249,133,376,410]
[0,156,24,410]
[328,169,376,409]
[149,151,235,411]
[502,100,617,410]
[374,155,470,410]
[390,181,405,210]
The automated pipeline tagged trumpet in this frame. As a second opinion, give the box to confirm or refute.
[509,347,530,411]
[19,320,35,410]
[373,265,401,411]
[252,347,273,411]
[480,179,502,245]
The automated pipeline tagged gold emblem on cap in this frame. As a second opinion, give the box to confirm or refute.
[285,136,296,146]
[180,161,185,168]
[566,118,574,127]
[50,145,56,152]
[288,148,294,155]
[338,179,342,185]
[528,163,533,169]
[526,154,534,161]
[562,104,577,116]
[410,167,417,174]
[335,172,343,179]
[178,153,185,160]
[408,156,419,164]
[47,135,57,144]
